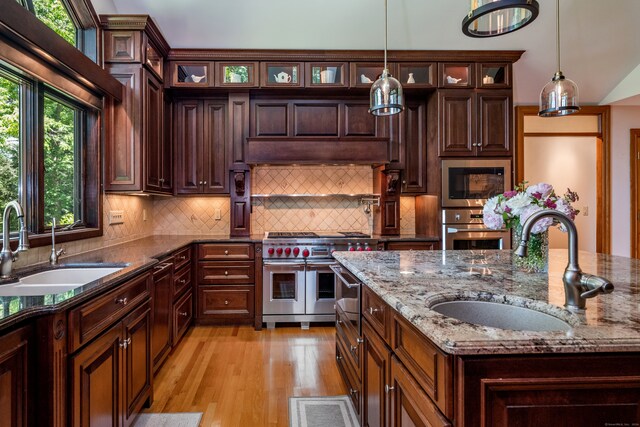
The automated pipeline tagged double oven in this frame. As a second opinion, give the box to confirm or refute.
[441,159,512,250]
[262,232,377,329]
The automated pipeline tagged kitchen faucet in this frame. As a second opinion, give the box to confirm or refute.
[515,210,613,311]
[49,217,65,265]
[1,201,30,279]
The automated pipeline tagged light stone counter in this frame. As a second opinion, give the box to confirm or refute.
[332,249,640,355]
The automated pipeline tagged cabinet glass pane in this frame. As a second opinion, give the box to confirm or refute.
[481,66,506,85]
[268,65,298,84]
[177,65,208,84]
[400,66,432,85]
[443,65,469,85]
[146,46,162,78]
[356,66,381,85]
[223,65,251,84]
[311,66,340,84]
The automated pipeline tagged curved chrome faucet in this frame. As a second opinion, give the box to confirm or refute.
[49,217,65,265]
[516,210,613,311]
[1,201,30,278]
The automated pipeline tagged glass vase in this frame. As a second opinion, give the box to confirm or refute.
[512,225,549,273]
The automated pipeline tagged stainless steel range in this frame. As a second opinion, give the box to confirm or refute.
[262,231,378,329]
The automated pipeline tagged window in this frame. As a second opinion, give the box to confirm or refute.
[0,63,101,246]
[32,0,77,46]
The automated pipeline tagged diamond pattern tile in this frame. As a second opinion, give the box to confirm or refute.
[153,197,230,235]
[400,196,416,234]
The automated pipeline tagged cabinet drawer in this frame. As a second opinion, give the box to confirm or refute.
[336,340,361,416]
[198,261,255,285]
[391,312,453,419]
[336,306,361,379]
[173,290,193,344]
[173,264,192,299]
[362,286,389,343]
[197,286,254,319]
[173,246,192,271]
[68,273,151,352]
[198,243,254,260]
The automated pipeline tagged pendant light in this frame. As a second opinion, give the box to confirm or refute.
[369,0,404,116]
[462,0,539,38]
[539,0,579,117]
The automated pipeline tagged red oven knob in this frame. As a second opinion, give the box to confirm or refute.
[276,247,283,256]
[356,246,364,251]
[267,247,275,256]
[284,247,292,256]
[348,246,355,252]
[293,247,300,257]
[365,246,372,251]
[302,249,310,258]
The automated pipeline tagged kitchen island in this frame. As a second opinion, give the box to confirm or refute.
[332,249,640,427]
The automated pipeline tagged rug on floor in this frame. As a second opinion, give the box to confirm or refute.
[133,412,202,427]
[289,395,359,427]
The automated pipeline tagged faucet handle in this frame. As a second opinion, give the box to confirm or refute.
[580,274,614,299]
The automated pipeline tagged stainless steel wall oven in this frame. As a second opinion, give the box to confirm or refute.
[442,158,511,208]
[442,209,511,250]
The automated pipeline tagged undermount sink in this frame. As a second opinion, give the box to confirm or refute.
[0,267,124,297]
[430,300,572,332]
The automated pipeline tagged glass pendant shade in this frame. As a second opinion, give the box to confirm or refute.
[462,0,539,37]
[539,72,579,117]
[369,70,404,116]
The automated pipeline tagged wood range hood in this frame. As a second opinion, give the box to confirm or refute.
[244,97,392,165]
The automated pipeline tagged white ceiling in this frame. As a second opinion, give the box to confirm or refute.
[92,0,640,106]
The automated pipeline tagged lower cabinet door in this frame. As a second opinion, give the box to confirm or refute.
[362,320,391,427]
[0,325,32,427]
[173,290,193,344]
[69,323,123,427]
[197,286,254,321]
[122,301,152,427]
[390,356,451,427]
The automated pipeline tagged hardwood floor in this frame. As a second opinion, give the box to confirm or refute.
[145,325,346,426]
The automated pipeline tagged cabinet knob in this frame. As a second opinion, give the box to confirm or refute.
[369,307,379,314]
[224,300,229,305]
[159,178,164,183]
[350,344,357,353]
[349,389,357,396]
[385,384,395,393]
[224,271,229,276]
[180,279,186,284]
[356,337,364,344]
[119,338,131,349]
[179,311,188,317]
[203,181,207,185]
[336,319,342,326]
[180,256,186,260]
[336,355,343,361]
[224,250,229,255]
[116,297,128,306]
[199,181,203,185]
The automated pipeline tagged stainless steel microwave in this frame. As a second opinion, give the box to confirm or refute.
[441,159,512,208]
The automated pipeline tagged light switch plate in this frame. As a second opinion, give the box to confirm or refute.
[109,210,124,225]
[214,208,221,220]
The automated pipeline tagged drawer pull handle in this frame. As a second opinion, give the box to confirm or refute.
[224,250,229,255]
[224,271,229,276]
[224,300,229,305]
[336,319,342,326]
[180,279,187,284]
[356,338,364,344]
[179,256,186,260]
[385,385,395,394]
[349,389,357,396]
[369,307,380,314]
[179,311,188,317]
[350,344,357,353]
[119,338,131,349]
[116,297,128,306]
[336,355,342,361]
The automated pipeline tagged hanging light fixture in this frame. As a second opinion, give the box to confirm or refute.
[462,0,539,38]
[538,0,579,117]
[369,0,404,116]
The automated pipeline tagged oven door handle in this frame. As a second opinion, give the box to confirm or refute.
[446,227,510,234]
[263,262,306,270]
[330,265,361,289]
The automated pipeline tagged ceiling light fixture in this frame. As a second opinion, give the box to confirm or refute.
[369,0,404,116]
[462,0,539,38]
[538,0,579,117]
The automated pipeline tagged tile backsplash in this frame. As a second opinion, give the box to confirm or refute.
[251,165,374,234]
[400,196,417,235]
[13,194,154,268]
[153,197,230,235]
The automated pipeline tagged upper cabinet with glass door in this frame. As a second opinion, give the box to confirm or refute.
[305,62,348,88]
[439,62,475,88]
[350,63,397,88]
[260,62,304,87]
[398,62,436,89]
[477,63,511,88]
[216,62,259,87]
[171,62,213,87]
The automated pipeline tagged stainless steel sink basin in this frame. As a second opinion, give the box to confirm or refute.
[0,267,123,296]
[430,300,572,332]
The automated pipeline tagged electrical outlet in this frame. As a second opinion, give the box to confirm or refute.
[582,206,589,217]
[143,209,147,221]
[109,210,124,225]
[214,208,221,220]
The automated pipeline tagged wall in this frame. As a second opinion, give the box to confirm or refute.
[13,194,154,268]
[610,106,640,257]
[152,197,230,235]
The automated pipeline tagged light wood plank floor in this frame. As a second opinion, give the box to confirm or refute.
[145,325,346,426]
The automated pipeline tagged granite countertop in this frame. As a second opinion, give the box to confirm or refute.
[332,249,640,355]
[0,234,261,331]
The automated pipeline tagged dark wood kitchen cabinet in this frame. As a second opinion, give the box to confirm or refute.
[0,325,32,427]
[151,261,173,373]
[171,246,193,345]
[437,89,511,157]
[174,99,229,194]
[400,101,428,194]
[102,15,172,194]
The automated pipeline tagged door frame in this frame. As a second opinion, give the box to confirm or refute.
[631,129,640,258]
[514,106,611,254]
